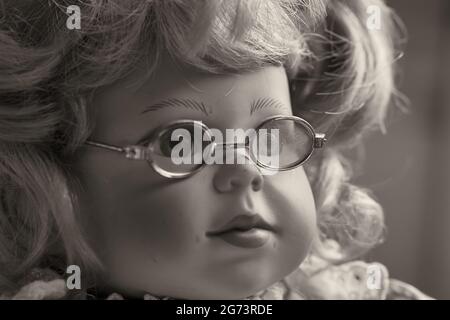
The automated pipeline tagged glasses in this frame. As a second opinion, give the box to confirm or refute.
[84,115,326,179]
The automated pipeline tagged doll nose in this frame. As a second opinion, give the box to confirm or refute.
[212,149,264,193]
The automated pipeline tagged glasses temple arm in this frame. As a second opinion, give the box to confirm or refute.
[85,140,125,152]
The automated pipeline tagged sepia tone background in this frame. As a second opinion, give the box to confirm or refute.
[358,0,450,299]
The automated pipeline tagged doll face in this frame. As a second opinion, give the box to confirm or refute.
[72,57,317,299]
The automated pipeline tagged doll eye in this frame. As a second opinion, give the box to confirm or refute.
[153,125,196,158]
[150,121,213,162]
[142,120,214,177]
[155,129,182,157]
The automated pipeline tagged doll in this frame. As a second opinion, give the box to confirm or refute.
[0,0,431,300]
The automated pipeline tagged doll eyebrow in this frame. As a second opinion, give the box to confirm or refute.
[141,97,287,116]
[141,98,211,116]
[250,97,286,116]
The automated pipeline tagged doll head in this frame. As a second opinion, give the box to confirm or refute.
[0,0,401,299]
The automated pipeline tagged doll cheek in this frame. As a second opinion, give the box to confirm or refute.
[264,173,316,242]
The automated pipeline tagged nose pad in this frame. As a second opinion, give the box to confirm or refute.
[212,147,264,193]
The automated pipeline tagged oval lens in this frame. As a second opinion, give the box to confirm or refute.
[252,118,313,169]
[149,121,212,176]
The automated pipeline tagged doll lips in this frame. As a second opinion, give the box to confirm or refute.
[212,228,271,248]
[207,214,274,249]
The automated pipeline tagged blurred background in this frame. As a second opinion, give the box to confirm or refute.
[357,0,450,299]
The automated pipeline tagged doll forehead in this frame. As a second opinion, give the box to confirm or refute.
[158,71,283,100]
